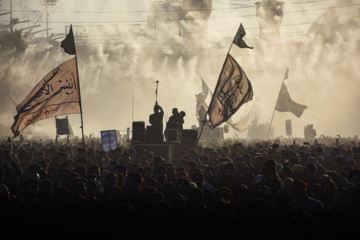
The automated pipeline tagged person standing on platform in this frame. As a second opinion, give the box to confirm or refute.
[168,108,186,130]
[149,102,164,135]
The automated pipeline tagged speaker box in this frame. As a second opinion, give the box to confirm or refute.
[181,129,198,151]
[132,121,146,142]
[166,121,178,129]
[147,125,163,143]
[183,129,198,141]
[166,129,180,142]
[166,121,180,142]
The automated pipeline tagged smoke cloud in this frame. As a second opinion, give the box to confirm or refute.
[0,0,359,139]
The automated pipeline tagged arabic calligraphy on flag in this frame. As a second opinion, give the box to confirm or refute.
[207,53,253,128]
[11,57,80,137]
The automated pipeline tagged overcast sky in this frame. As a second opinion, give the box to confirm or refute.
[3,0,351,139]
[1,0,336,42]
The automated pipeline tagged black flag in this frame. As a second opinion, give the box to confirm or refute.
[233,24,253,49]
[61,25,76,55]
[275,82,307,118]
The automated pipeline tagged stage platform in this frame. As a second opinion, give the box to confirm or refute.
[130,142,180,162]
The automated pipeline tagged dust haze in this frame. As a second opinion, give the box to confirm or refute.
[0,0,359,139]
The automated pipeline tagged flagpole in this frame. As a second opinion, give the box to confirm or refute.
[197,42,234,144]
[266,107,276,140]
[197,108,209,144]
[69,28,85,149]
[266,68,288,139]
[132,89,134,124]
[74,55,85,148]
[267,81,285,140]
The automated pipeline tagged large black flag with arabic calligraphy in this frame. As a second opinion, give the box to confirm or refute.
[11,58,80,137]
[207,53,253,128]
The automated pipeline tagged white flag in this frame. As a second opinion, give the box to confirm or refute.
[11,57,80,137]
[207,53,253,128]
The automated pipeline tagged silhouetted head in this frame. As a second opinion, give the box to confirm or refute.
[172,108,178,114]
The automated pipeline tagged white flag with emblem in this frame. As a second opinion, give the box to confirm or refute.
[207,53,253,128]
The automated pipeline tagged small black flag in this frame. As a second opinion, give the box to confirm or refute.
[233,24,253,49]
[61,25,76,55]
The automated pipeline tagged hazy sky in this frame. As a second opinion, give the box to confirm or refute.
[2,0,336,41]
[3,0,359,140]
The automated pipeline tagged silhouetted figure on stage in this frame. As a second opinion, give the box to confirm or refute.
[179,111,186,129]
[168,108,186,130]
[146,102,164,143]
[149,103,164,134]
[169,108,179,122]
[165,108,186,142]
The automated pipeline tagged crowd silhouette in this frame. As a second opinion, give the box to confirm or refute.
[1,135,360,238]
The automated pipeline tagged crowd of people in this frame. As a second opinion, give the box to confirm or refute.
[1,136,360,238]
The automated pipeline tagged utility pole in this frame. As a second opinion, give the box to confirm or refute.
[178,0,181,36]
[45,0,49,38]
[9,0,13,32]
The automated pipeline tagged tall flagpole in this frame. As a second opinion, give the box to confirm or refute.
[75,55,85,148]
[71,27,85,148]
[266,104,276,140]
[266,67,289,139]
[132,90,134,123]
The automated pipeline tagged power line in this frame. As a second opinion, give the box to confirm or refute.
[1,1,358,40]
[207,21,313,34]
[1,1,356,22]
[0,5,253,15]
[215,0,332,7]
[0,0,338,16]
